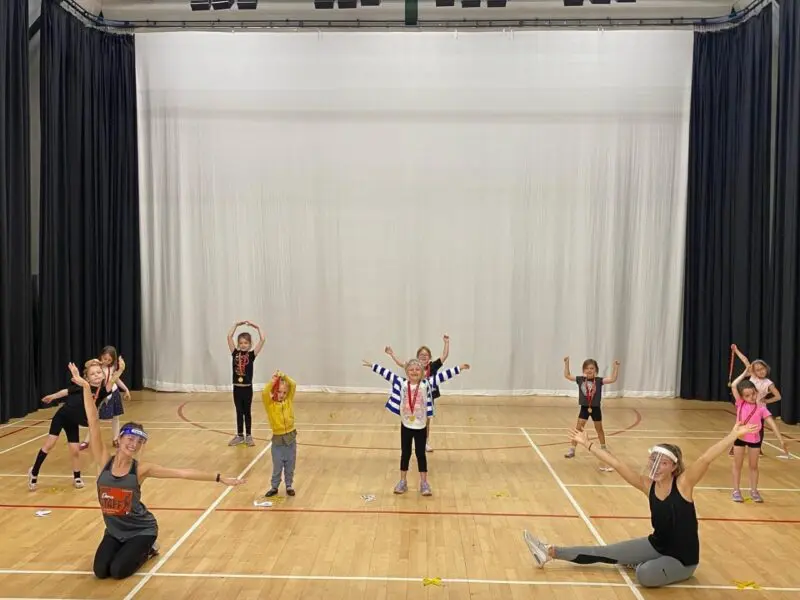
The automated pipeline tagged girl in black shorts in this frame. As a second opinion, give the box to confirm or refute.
[27,358,123,491]
[563,356,620,459]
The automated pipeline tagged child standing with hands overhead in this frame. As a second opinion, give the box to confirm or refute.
[729,365,788,503]
[563,357,620,459]
[227,321,265,447]
[731,344,782,455]
[262,371,298,497]
[364,357,469,496]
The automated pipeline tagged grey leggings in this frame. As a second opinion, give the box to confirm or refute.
[554,537,697,588]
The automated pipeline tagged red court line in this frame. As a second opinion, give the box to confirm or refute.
[537,408,643,448]
[3,503,800,524]
[0,420,47,440]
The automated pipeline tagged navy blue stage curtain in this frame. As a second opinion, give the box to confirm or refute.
[38,0,142,396]
[680,7,773,402]
[768,0,800,425]
[0,0,36,423]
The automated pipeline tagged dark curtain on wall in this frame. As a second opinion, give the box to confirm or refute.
[680,7,773,402]
[769,0,800,425]
[39,0,141,396]
[0,0,36,422]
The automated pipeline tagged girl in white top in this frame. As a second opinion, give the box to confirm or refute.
[364,358,469,496]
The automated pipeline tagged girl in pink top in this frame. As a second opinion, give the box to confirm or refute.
[729,366,787,503]
[731,345,782,455]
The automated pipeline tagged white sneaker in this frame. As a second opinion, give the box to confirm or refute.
[27,468,37,491]
[426,443,433,453]
[74,478,85,489]
[523,530,550,568]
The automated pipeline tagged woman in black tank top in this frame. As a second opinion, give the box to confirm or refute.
[68,362,246,580]
[522,422,759,588]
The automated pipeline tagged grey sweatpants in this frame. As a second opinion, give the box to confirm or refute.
[270,440,297,489]
[554,537,697,588]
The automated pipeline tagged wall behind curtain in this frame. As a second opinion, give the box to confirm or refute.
[136,30,694,396]
[680,7,773,403]
[38,0,142,395]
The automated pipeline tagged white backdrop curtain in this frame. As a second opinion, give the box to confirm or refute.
[135,30,694,396]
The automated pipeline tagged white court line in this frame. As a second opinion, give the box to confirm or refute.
[564,483,800,493]
[520,427,645,600]
[2,569,800,593]
[0,434,47,455]
[122,441,273,600]
[763,440,800,460]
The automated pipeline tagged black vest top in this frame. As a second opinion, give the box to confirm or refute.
[647,478,699,566]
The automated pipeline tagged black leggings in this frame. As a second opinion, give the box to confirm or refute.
[93,533,157,580]
[233,385,253,436]
[400,424,427,472]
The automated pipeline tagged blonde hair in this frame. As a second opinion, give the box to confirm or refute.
[404,358,423,375]
[83,358,102,376]
[416,346,432,359]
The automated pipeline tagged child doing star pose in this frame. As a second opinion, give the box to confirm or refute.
[563,356,620,459]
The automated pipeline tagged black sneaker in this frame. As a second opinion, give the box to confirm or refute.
[286,488,295,496]
[265,488,278,497]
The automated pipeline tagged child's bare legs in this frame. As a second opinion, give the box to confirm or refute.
[565,418,588,458]
[593,420,607,446]
[67,443,85,488]
[111,415,120,445]
[748,447,762,501]
[731,445,745,501]
[426,417,433,452]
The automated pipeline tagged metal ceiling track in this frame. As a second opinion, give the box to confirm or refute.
[53,0,769,31]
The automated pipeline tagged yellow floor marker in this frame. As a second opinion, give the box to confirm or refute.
[422,577,443,587]
[733,580,761,590]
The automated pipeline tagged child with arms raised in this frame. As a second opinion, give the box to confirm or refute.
[363,357,469,496]
[262,371,298,497]
[563,357,620,459]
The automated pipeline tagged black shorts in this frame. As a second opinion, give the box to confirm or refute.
[49,407,80,444]
[734,438,762,449]
[578,405,603,422]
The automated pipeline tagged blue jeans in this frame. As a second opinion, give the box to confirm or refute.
[271,439,297,489]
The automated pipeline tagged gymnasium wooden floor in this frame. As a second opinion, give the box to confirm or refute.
[1,392,799,600]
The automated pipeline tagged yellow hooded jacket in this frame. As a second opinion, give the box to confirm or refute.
[262,373,297,436]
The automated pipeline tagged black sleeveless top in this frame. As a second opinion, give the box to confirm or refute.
[647,478,699,566]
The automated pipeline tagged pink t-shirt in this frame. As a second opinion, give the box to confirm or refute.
[735,397,772,443]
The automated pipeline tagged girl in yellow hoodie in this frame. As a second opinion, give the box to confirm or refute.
[262,371,297,497]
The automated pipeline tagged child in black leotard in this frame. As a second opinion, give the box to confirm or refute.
[563,357,620,459]
[226,320,265,446]
[28,359,120,491]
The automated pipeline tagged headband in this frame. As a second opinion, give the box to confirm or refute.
[648,446,678,463]
[120,425,148,441]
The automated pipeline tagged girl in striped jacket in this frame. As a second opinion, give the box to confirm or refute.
[363,358,469,496]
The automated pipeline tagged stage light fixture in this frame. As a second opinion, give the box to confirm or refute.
[461,0,481,7]
[563,0,584,5]
[211,0,234,8]
[190,0,211,10]
[616,0,637,2]
[361,0,381,5]
[338,0,357,7]
[589,0,611,4]
[314,0,334,7]
[237,0,259,7]
[486,0,506,6]
[435,0,456,5]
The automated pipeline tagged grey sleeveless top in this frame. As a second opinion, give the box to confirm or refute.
[96,457,158,541]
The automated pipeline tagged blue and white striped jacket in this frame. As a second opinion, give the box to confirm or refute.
[370,363,462,416]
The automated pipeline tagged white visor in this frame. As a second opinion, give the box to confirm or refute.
[646,446,678,480]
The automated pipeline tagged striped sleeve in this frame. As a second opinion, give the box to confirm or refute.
[372,363,404,416]
[427,365,461,387]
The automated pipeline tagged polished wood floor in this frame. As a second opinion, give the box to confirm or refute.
[1,391,799,599]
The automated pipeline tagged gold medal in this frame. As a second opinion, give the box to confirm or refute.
[238,377,243,383]
[409,415,415,423]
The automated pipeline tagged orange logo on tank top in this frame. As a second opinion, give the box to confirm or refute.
[98,486,133,516]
